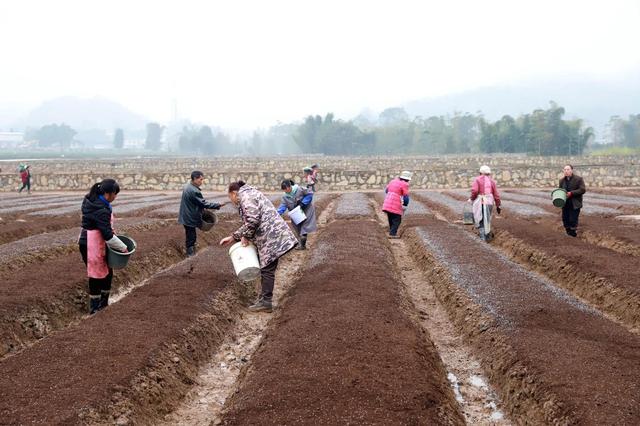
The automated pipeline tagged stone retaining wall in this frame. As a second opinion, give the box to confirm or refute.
[1,155,639,191]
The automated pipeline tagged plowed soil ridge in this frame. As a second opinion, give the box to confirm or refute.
[407,219,640,425]
[416,192,640,330]
[160,195,336,425]
[0,222,228,359]
[220,219,464,425]
[0,218,165,270]
[0,230,254,425]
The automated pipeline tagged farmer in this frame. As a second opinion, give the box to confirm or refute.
[79,179,128,314]
[310,163,320,192]
[303,167,316,193]
[178,170,224,257]
[18,164,31,194]
[220,180,297,313]
[382,170,412,238]
[277,179,317,250]
[559,164,586,237]
[469,165,501,242]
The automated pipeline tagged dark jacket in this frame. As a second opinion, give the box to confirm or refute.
[178,182,221,228]
[559,174,586,209]
[79,196,114,245]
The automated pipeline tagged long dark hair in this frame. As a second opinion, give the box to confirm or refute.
[87,178,120,200]
[228,180,246,192]
[280,179,295,190]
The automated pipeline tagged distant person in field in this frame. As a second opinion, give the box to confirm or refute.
[382,171,412,239]
[79,179,128,314]
[220,180,297,313]
[278,179,317,250]
[311,163,320,191]
[178,170,224,257]
[559,164,586,237]
[18,164,31,194]
[303,167,316,193]
[469,165,501,242]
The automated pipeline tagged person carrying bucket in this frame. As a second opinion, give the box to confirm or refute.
[469,165,501,242]
[277,179,317,250]
[78,179,128,314]
[18,164,31,194]
[219,180,297,313]
[178,171,224,257]
[303,167,317,193]
[559,164,586,237]
[382,170,412,239]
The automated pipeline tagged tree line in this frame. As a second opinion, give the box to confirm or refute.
[23,102,638,156]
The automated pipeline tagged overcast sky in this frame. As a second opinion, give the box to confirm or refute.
[1,0,639,129]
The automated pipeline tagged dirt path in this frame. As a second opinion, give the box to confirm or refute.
[220,206,464,424]
[406,216,640,424]
[370,199,509,425]
[160,197,336,426]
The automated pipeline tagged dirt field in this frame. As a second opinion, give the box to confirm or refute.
[1,186,639,425]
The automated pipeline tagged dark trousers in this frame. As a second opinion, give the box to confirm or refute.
[386,212,402,236]
[260,258,279,302]
[19,181,31,193]
[184,225,197,249]
[562,206,581,236]
[79,243,113,296]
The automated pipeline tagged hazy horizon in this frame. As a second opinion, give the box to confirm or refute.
[1,0,639,131]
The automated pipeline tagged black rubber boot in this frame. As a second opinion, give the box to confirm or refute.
[99,290,110,310]
[89,296,101,315]
[186,246,195,257]
[295,235,307,250]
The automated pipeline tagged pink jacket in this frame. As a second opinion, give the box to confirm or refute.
[382,178,409,215]
[471,175,501,207]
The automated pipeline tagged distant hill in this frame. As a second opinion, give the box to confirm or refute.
[403,77,640,140]
[19,96,147,132]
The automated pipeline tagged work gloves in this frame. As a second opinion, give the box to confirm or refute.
[496,206,501,215]
[566,192,573,198]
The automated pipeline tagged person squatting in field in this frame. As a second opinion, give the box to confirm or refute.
[178,170,224,257]
[220,180,298,313]
[559,164,586,237]
[277,179,317,250]
[78,179,128,314]
[469,165,501,242]
[382,170,412,238]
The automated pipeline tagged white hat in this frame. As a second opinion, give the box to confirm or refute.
[399,170,412,181]
[479,165,491,175]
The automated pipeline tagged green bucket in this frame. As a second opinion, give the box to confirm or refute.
[551,188,567,208]
[107,235,137,269]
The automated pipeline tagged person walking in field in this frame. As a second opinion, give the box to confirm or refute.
[18,164,31,194]
[469,165,501,242]
[559,164,586,237]
[220,180,298,313]
[382,170,412,239]
[78,179,128,314]
[277,179,317,250]
[178,171,224,257]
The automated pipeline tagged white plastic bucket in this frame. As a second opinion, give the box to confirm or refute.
[288,205,307,225]
[228,242,261,282]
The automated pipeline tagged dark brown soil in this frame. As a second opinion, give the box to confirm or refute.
[0,215,81,246]
[0,222,225,358]
[221,220,464,425]
[405,218,640,425]
[0,224,253,425]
